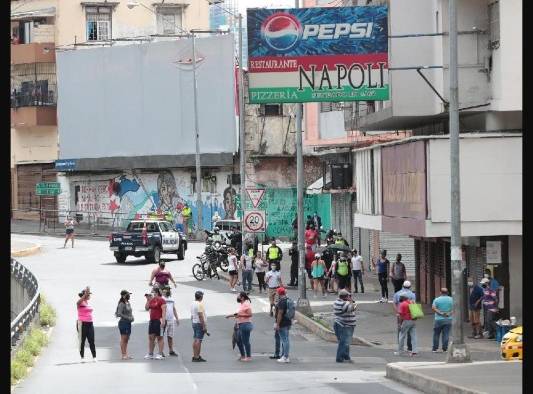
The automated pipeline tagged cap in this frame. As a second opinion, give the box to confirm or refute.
[338,289,351,297]
[195,290,204,298]
[480,278,490,284]
[120,290,132,296]
[314,253,321,258]
[403,280,412,288]
[276,287,286,296]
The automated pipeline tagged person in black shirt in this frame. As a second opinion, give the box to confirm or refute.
[288,242,298,287]
[322,248,334,292]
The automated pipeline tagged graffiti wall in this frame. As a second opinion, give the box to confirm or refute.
[63,169,237,231]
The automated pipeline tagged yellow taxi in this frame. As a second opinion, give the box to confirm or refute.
[500,325,522,361]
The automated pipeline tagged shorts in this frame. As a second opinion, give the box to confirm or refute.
[229,270,238,276]
[118,320,131,336]
[469,309,481,324]
[163,320,175,337]
[66,229,74,235]
[192,322,205,341]
[312,275,324,280]
[268,287,279,305]
[148,319,162,336]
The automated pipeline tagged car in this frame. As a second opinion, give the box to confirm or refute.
[213,219,241,241]
[500,325,522,361]
[109,220,187,264]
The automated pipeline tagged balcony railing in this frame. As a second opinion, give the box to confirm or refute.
[11,85,56,108]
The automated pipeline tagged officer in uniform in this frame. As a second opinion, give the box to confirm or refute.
[266,238,283,272]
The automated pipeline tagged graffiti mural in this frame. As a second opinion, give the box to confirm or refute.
[71,169,236,230]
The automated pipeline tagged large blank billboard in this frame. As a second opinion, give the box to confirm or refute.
[57,35,236,159]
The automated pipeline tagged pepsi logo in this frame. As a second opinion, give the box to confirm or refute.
[261,12,302,51]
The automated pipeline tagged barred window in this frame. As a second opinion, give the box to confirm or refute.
[86,7,111,41]
[157,7,183,35]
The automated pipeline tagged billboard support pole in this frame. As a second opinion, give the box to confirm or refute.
[192,33,203,238]
[295,0,312,317]
[446,0,470,363]
[238,13,247,257]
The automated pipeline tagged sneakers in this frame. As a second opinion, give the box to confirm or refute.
[323,293,327,298]
[231,288,236,292]
[192,356,207,362]
[154,354,163,360]
[169,351,178,357]
[144,353,154,360]
[92,358,97,363]
[277,356,290,363]
[269,355,280,359]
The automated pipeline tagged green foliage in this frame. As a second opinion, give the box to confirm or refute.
[14,349,34,367]
[11,360,27,383]
[31,329,48,347]
[39,300,56,327]
[23,336,41,356]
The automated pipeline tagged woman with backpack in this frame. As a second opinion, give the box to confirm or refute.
[226,292,253,361]
[116,290,134,360]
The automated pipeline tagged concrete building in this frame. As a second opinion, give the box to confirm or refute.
[11,0,210,221]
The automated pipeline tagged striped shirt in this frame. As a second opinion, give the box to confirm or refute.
[333,299,357,327]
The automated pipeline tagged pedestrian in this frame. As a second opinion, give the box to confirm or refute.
[335,252,352,292]
[162,286,179,357]
[351,249,365,293]
[305,224,318,252]
[265,262,283,316]
[115,289,134,360]
[431,288,453,353]
[144,287,166,360]
[394,295,418,357]
[64,216,75,248]
[322,248,334,292]
[77,286,96,361]
[240,244,255,292]
[191,290,208,362]
[390,254,407,293]
[288,241,299,287]
[333,289,357,363]
[254,251,268,293]
[325,228,336,245]
[392,281,416,353]
[312,212,322,245]
[266,238,283,271]
[227,247,239,292]
[274,287,292,363]
[311,253,327,298]
[226,292,253,361]
[373,250,390,302]
[484,269,500,291]
[467,277,484,339]
[334,232,349,247]
[181,203,192,236]
[305,245,315,291]
[481,278,499,339]
[149,261,177,289]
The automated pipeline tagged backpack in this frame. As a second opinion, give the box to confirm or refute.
[408,302,424,320]
[285,297,296,320]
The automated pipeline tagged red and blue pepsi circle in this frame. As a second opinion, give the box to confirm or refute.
[261,12,302,52]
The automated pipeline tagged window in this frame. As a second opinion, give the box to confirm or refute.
[488,1,500,49]
[86,6,111,41]
[259,104,283,116]
[157,7,183,35]
[159,222,169,232]
[320,102,343,113]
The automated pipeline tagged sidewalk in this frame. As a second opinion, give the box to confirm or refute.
[11,240,41,257]
[386,360,522,394]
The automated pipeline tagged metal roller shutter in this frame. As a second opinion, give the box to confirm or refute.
[379,231,416,278]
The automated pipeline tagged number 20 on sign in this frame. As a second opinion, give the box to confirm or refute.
[244,211,266,233]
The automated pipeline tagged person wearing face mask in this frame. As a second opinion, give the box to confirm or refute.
[484,269,500,291]
[144,287,167,360]
[149,261,177,289]
[226,292,253,361]
[116,290,134,360]
[481,277,499,339]
[467,277,484,339]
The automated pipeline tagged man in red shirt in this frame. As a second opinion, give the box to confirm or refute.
[144,287,167,360]
[305,225,318,252]
[395,295,418,356]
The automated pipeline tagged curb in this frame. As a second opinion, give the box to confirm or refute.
[218,270,373,347]
[11,244,41,257]
[385,363,485,394]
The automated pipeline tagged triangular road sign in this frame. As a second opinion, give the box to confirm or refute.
[246,189,265,208]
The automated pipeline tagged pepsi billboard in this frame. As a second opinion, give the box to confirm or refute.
[247,6,389,103]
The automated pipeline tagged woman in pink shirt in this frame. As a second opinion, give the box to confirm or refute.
[226,292,253,361]
[77,286,96,361]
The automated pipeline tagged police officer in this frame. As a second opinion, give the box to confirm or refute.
[266,238,283,272]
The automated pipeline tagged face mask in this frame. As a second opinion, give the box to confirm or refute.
[467,282,473,287]
[484,274,490,279]
[237,297,242,303]
[481,284,487,289]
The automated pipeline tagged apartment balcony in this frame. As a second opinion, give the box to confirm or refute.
[11,88,57,128]
[11,43,55,66]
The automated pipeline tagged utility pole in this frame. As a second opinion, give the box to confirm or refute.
[192,33,203,238]
[238,13,246,256]
[295,0,311,316]
[447,0,470,363]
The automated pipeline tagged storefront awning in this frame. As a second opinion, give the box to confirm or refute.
[11,7,56,20]
[306,177,323,195]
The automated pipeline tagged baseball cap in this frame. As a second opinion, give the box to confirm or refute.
[314,253,321,258]
[403,280,412,288]
[276,287,286,296]
[338,289,351,297]
[120,289,132,296]
[480,278,490,284]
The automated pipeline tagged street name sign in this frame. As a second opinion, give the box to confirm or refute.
[36,182,61,196]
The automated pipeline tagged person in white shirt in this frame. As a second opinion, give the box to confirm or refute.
[227,248,239,292]
[254,252,268,293]
[265,263,284,317]
[351,249,365,293]
[162,287,179,356]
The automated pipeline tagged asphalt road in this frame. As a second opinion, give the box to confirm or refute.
[11,234,422,394]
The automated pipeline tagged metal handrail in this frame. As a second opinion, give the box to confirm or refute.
[11,259,40,347]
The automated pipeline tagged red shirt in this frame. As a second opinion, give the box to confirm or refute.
[305,229,317,245]
[149,296,166,320]
[398,300,413,321]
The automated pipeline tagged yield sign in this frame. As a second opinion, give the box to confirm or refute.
[246,188,265,208]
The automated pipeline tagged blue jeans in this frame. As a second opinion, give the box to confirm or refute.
[352,270,364,293]
[237,322,253,357]
[334,322,354,361]
[433,319,452,351]
[242,270,253,292]
[399,320,417,353]
[277,327,290,358]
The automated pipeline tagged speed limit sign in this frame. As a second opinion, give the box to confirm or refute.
[244,210,266,233]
